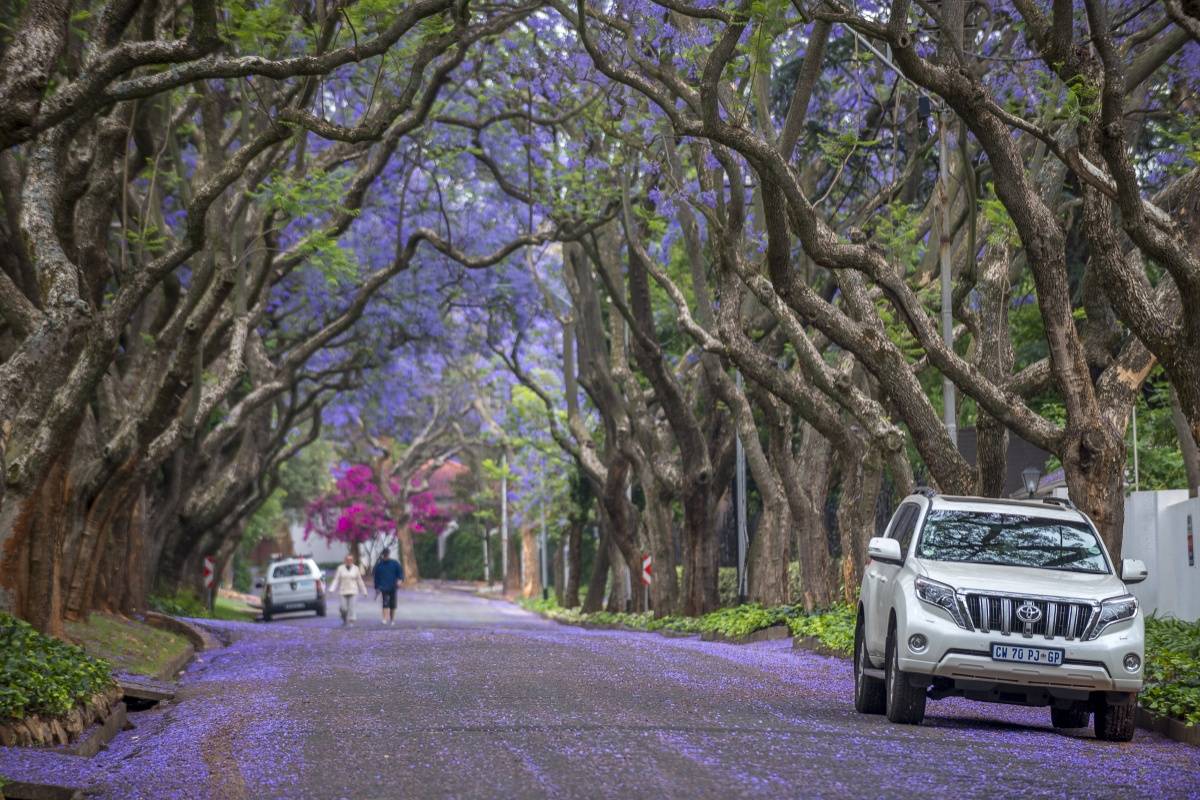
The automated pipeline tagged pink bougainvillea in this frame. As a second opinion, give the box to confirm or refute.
[305,463,452,543]
[306,464,395,544]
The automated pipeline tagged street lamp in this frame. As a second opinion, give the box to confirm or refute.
[1022,466,1042,498]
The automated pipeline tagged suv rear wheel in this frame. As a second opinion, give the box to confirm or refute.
[853,617,885,714]
[1050,705,1090,729]
[1094,695,1137,742]
[885,626,927,725]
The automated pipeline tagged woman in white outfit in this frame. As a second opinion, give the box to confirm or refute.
[328,554,367,625]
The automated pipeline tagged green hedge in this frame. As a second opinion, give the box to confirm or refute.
[1143,616,1200,725]
[519,598,804,638]
[0,612,114,722]
[787,604,855,655]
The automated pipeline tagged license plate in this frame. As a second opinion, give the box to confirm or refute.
[991,643,1063,666]
[285,602,305,610]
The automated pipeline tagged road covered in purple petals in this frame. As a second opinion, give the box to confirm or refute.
[2,587,1198,799]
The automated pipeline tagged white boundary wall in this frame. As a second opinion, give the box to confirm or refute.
[1123,491,1200,621]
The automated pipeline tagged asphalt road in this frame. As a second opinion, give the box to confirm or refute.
[2,587,1198,799]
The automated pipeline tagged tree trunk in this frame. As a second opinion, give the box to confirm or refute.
[563,517,582,608]
[640,484,678,616]
[605,538,630,612]
[63,457,142,619]
[582,527,609,613]
[503,527,520,596]
[836,444,883,605]
[792,427,837,610]
[2,454,72,635]
[747,490,791,607]
[1062,424,1127,561]
[520,526,541,599]
[397,523,420,587]
[553,542,565,606]
[680,487,718,616]
[976,244,1015,497]
[90,491,147,617]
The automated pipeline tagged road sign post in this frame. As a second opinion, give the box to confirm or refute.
[203,555,216,611]
[641,554,652,610]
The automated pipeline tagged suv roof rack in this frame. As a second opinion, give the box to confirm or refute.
[1039,496,1076,510]
[926,494,1082,513]
[913,486,938,499]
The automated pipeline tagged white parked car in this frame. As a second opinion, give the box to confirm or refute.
[257,557,326,621]
[854,490,1146,741]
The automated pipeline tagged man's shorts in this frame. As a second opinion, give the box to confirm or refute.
[379,590,397,610]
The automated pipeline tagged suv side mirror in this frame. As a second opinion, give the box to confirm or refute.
[1121,558,1148,584]
[868,537,903,566]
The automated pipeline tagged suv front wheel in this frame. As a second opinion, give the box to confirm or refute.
[1094,694,1137,742]
[885,626,927,725]
[853,617,885,715]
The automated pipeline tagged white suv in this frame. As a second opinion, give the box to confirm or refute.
[854,490,1147,741]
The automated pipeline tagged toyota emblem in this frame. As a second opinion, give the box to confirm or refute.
[1015,601,1043,624]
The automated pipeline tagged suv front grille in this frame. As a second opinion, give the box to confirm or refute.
[962,592,1097,640]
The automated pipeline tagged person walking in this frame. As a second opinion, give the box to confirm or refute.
[373,548,404,626]
[328,554,367,626]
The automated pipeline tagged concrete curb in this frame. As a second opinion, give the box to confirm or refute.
[701,624,791,645]
[0,780,85,799]
[533,606,794,642]
[54,702,127,758]
[1136,707,1200,747]
[791,635,851,659]
[141,612,221,652]
[153,644,195,683]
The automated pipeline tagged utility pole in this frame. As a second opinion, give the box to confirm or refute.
[1132,404,1140,492]
[500,449,509,585]
[938,108,957,446]
[484,527,495,586]
[735,371,748,602]
[841,31,957,447]
[540,476,550,601]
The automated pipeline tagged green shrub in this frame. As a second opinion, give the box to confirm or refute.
[696,604,792,637]
[787,604,855,655]
[149,589,210,618]
[0,612,114,722]
[1142,616,1200,725]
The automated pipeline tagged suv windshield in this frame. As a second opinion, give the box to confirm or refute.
[271,562,312,579]
[916,510,1109,574]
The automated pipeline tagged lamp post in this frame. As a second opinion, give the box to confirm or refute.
[1022,466,1042,498]
[735,370,748,603]
[484,527,497,586]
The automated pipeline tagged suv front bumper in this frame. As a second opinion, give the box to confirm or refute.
[897,608,1143,693]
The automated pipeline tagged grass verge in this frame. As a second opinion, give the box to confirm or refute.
[0,612,114,722]
[64,612,191,678]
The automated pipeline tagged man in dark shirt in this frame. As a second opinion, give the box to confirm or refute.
[373,548,404,626]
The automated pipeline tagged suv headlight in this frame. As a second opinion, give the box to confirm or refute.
[1087,594,1138,639]
[915,576,969,629]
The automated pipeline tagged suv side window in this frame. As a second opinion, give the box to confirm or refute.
[889,503,921,560]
